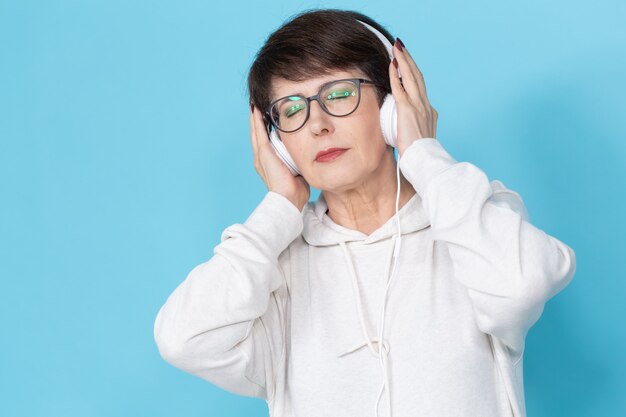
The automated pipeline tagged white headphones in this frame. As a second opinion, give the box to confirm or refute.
[267,19,401,176]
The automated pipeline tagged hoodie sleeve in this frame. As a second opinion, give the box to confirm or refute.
[153,191,304,400]
[399,138,576,364]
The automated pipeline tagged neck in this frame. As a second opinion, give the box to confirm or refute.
[323,150,416,235]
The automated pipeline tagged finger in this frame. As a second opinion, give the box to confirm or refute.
[431,106,437,138]
[250,106,259,161]
[253,107,277,164]
[254,108,272,152]
[392,42,424,107]
[405,48,429,98]
[389,59,408,104]
[396,42,430,106]
[251,106,269,172]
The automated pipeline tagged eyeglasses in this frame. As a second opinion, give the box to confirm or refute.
[264,78,383,133]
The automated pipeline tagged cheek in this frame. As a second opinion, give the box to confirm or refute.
[352,114,386,157]
[282,139,307,168]
[352,138,386,170]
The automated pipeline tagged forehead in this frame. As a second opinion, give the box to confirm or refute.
[270,69,368,102]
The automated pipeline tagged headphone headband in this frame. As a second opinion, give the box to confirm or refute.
[356,19,394,60]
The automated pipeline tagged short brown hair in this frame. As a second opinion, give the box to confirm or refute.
[247,8,394,126]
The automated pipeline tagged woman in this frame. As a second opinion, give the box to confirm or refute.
[154,9,576,417]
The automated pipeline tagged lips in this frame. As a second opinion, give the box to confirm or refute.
[315,147,348,161]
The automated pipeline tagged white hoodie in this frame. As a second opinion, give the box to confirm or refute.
[154,138,576,417]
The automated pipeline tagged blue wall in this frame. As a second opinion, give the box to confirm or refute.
[1,0,624,415]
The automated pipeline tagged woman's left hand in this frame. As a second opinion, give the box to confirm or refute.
[389,38,438,158]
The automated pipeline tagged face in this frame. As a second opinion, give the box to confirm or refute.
[269,69,391,192]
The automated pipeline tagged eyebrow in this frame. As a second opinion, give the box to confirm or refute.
[273,79,341,103]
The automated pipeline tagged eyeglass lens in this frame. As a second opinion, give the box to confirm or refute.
[270,80,360,132]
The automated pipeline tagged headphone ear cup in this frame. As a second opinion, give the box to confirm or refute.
[380,94,398,148]
[269,129,301,176]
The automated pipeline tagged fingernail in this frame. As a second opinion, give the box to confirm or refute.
[394,38,403,51]
[396,37,405,50]
[392,58,398,69]
[250,103,255,111]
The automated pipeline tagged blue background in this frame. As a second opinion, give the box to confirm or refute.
[1,0,624,416]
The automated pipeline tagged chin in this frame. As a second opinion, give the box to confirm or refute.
[315,169,361,192]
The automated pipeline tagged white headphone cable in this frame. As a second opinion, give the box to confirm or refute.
[375,155,403,417]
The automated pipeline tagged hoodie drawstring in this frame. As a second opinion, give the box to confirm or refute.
[336,160,404,417]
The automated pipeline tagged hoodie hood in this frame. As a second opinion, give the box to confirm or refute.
[301,191,431,246]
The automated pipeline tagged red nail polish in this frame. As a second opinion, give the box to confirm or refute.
[394,38,403,51]
[396,37,405,50]
[392,58,398,69]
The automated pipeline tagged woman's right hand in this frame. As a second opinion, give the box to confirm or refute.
[250,104,311,211]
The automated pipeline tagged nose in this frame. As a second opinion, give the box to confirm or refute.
[308,99,334,136]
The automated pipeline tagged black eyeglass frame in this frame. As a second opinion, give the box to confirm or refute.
[264,78,385,134]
